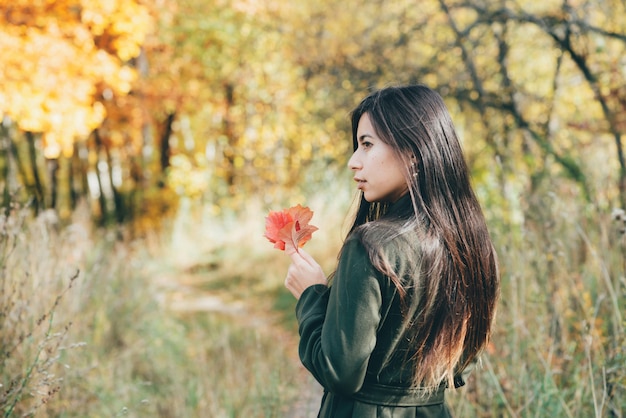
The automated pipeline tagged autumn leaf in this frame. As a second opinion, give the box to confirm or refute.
[264,204,318,252]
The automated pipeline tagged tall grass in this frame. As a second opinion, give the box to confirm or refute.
[448,191,625,417]
[2,179,624,417]
[0,200,306,417]
[1,205,79,417]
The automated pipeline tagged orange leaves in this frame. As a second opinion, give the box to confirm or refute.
[82,0,154,61]
[0,27,101,156]
[0,0,153,158]
[264,205,318,252]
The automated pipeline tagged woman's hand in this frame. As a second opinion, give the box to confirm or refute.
[284,248,327,299]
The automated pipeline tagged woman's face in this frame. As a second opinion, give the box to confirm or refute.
[348,113,409,203]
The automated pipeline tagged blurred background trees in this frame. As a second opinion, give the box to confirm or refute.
[1,0,625,221]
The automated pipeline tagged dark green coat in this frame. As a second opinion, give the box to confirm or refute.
[296,232,457,417]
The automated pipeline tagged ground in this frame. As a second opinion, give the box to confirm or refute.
[156,273,323,417]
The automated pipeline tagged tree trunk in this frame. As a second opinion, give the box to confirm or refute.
[68,153,78,210]
[8,137,28,199]
[92,131,108,222]
[223,83,237,188]
[1,123,10,213]
[95,130,127,223]
[615,133,626,209]
[25,131,44,212]
[46,158,59,209]
[160,112,176,176]
[106,146,125,223]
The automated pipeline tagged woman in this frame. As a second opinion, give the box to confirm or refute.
[284,85,499,417]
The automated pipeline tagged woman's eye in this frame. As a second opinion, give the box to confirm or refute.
[362,141,373,149]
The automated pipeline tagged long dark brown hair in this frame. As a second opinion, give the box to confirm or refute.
[347,85,499,389]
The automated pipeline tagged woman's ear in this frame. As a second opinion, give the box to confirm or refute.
[410,155,419,178]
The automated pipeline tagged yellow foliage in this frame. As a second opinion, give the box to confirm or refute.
[167,154,209,198]
[1,0,624,215]
[0,0,153,158]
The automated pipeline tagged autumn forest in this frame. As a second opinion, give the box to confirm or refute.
[1,0,625,416]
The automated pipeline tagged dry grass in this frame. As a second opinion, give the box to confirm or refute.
[1,181,624,417]
[448,192,626,417]
[1,205,80,417]
[0,200,307,417]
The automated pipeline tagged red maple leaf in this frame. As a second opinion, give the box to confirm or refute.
[264,204,318,252]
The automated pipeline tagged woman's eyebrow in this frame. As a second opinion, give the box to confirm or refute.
[358,133,374,141]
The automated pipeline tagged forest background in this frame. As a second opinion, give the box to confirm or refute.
[1,0,625,416]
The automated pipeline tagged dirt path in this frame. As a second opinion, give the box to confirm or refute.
[156,276,323,417]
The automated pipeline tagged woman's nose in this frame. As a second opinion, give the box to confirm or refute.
[348,151,360,170]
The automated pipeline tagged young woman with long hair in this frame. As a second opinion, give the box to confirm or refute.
[283,85,500,417]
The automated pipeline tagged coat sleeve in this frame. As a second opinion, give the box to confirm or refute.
[295,238,382,395]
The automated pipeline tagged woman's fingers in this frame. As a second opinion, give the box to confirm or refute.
[297,248,317,265]
[284,249,327,299]
[287,247,315,266]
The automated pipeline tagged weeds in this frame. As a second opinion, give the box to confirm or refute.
[0,204,78,416]
[1,181,625,417]
[0,197,306,417]
[446,191,626,417]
